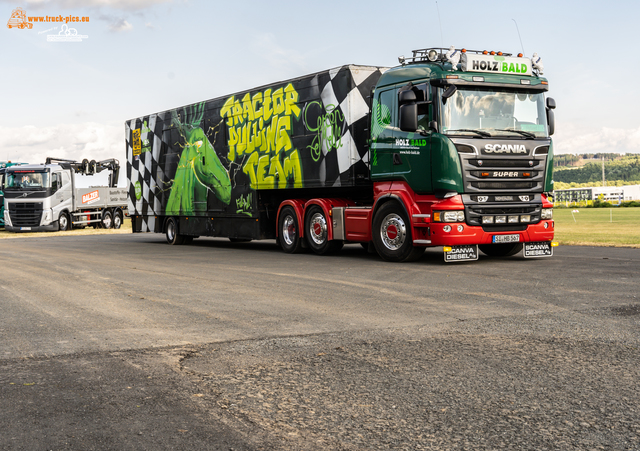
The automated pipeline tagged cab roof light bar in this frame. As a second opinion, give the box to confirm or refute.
[401,47,514,65]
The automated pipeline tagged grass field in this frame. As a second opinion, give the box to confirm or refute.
[553,207,640,248]
[1,209,639,248]
[0,221,133,239]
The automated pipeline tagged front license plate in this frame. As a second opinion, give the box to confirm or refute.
[444,245,479,262]
[493,234,520,243]
[524,241,553,258]
[20,227,32,231]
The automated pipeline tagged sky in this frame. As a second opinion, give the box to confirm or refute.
[1,0,639,186]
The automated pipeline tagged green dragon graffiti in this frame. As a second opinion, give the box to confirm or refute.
[166,103,231,215]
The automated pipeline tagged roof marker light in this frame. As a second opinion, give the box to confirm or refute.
[518,53,523,57]
[483,50,488,55]
[490,51,496,55]
[497,51,503,56]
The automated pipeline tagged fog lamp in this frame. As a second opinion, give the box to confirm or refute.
[495,215,507,224]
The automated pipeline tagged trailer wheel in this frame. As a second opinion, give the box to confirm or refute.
[305,205,343,255]
[102,210,113,229]
[58,212,70,232]
[372,202,424,262]
[113,210,123,229]
[479,243,523,257]
[165,217,184,245]
[279,206,303,253]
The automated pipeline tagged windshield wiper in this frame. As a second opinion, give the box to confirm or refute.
[446,129,492,138]
[495,129,536,139]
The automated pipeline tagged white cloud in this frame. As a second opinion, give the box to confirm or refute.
[108,18,132,31]
[0,122,125,172]
[554,123,640,155]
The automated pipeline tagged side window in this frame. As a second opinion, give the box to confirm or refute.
[51,173,59,192]
[372,89,395,139]
[62,171,71,187]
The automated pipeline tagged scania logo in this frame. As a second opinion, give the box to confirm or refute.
[484,144,527,154]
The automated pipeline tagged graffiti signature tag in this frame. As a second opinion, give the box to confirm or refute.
[303,101,344,162]
[236,192,253,216]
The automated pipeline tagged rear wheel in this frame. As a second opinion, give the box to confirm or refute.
[113,210,123,229]
[372,202,424,262]
[165,217,184,245]
[479,243,523,257]
[279,206,302,253]
[102,210,113,229]
[305,205,343,255]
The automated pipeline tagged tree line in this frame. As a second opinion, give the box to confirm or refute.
[553,154,640,184]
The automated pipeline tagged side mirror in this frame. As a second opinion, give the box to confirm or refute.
[546,97,556,109]
[399,104,418,132]
[442,84,458,104]
[547,109,555,136]
[398,89,417,105]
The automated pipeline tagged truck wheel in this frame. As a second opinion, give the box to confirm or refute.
[165,217,184,245]
[279,206,302,253]
[479,243,523,257]
[113,210,123,229]
[372,202,424,262]
[58,212,70,232]
[102,211,113,229]
[305,205,343,255]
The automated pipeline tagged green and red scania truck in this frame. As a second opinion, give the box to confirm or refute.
[126,46,556,262]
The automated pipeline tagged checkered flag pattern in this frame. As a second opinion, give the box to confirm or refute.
[126,113,167,232]
[316,65,388,187]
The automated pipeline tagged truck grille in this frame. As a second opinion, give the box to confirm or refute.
[9,202,43,227]
[458,152,547,194]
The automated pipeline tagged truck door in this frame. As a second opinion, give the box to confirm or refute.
[52,171,73,221]
[370,88,396,179]
[394,83,432,193]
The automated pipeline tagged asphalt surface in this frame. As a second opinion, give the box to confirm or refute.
[0,232,639,450]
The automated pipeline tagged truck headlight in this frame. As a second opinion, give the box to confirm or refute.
[42,210,52,225]
[433,211,465,222]
[541,208,553,220]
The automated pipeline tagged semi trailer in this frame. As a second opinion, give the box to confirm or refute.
[126,46,556,262]
[3,157,128,232]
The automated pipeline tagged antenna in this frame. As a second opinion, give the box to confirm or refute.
[436,1,444,48]
[512,19,525,56]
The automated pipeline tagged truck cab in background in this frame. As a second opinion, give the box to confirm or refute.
[3,158,128,232]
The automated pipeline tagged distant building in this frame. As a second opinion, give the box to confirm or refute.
[554,185,640,203]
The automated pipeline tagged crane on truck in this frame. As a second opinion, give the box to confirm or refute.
[3,157,128,232]
[126,45,557,262]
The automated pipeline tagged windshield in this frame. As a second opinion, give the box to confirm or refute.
[5,171,50,189]
[441,87,549,138]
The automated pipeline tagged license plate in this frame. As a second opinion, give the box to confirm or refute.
[444,245,479,262]
[493,234,520,243]
[524,241,553,258]
[20,227,32,231]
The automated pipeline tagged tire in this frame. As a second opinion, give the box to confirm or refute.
[165,217,185,245]
[305,205,343,255]
[113,210,123,229]
[372,201,424,262]
[102,210,113,229]
[278,206,303,253]
[58,212,70,232]
[479,243,523,257]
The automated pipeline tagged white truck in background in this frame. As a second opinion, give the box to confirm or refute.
[2,157,128,232]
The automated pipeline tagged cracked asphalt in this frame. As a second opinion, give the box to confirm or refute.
[1,233,639,450]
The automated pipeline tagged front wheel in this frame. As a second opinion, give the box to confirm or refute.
[305,205,343,255]
[165,217,185,245]
[58,212,70,231]
[479,243,523,257]
[278,206,303,253]
[372,202,424,262]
